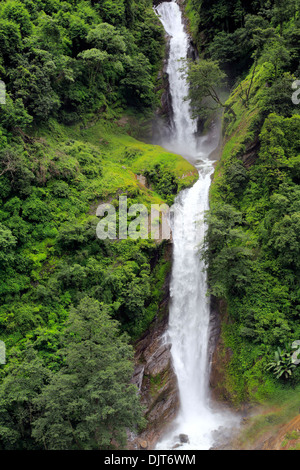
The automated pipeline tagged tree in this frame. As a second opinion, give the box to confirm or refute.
[0,146,34,197]
[202,203,253,297]
[95,0,126,26]
[260,72,296,117]
[84,24,126,87]
[32,297,144,450]
[184,59,235,119]
[208,28,249,72]
[124,0,134,27]
[86,23,126,55]
[9,50,61,121]
[0,345,51,450]
[120,53,155,107]
[273,0,296,36]
[270,213,300,269]
[33,14,68,53]
[2,0,33,37]
[260,38,291,81]
[0,95,32,131]
[0,18,22,61]
[78,48,109,88]
[0,222,17,265]
[238,15,277,107]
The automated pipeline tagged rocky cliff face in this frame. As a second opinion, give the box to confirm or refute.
[128,243,180,450]
[154,42,173,125]
[209,297,234,404]
[152,34,173,142]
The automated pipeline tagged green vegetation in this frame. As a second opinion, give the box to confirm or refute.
[0,0,198,450]
[184,59,229,120]
[31,297,144,450]
[1,0,300,451]
[267,346,297,380]
[185,0,300,84]
[0,297,145,450]
[184,0,300,405]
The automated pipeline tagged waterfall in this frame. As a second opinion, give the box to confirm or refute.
[154,1,238,450]
[155,1,197,157]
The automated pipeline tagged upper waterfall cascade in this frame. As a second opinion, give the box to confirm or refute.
[154,0,239,450]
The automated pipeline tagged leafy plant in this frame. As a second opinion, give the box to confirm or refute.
[267,347,297,380]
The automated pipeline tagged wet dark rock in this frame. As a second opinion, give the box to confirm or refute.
[153,0,172,6]
[128,244,180,451]
[179,434,190,444]
[209,297,235,404]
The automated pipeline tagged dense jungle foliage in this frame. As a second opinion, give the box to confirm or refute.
[0,0,200,450]
[184,0,300,403]
[1,0,300,451]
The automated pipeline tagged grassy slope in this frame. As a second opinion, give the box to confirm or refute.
[33,116,198,204]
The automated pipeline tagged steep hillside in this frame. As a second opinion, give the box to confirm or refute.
[0,0,198,450]
[184,0,300,417]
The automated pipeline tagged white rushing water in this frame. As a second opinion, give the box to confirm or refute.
[154,1,238,450]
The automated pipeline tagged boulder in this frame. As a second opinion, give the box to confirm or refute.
[179,434,189,444]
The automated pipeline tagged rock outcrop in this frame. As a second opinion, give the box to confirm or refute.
[152,36,173,142]
[209,297,234,403]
